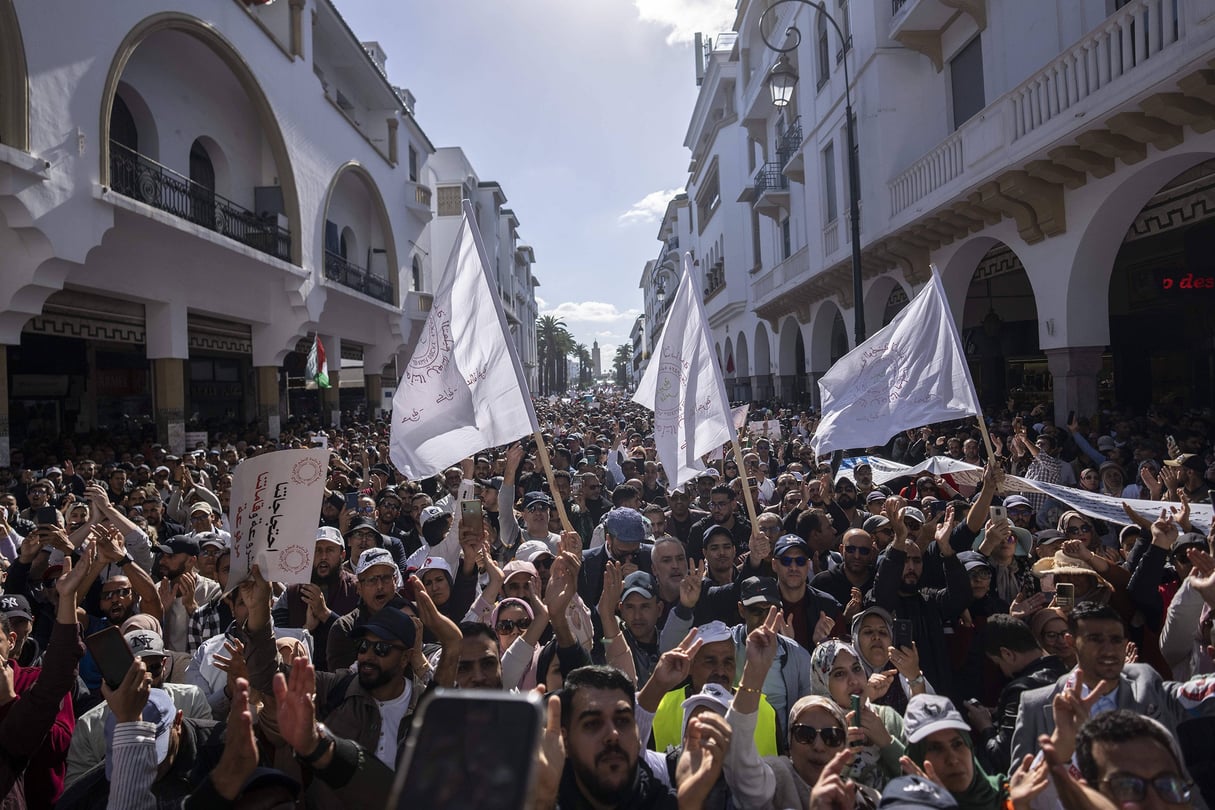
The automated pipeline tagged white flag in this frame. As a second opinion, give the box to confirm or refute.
[814,268,981,455]
[390,200,537,478]
[633,253,735,488]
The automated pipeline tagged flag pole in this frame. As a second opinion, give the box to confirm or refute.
[531,429,575,534]
[729,438,761,527]
[974,414,996,463]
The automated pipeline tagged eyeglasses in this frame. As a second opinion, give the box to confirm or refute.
[904,521,923,531]
[1100,773,1191,804]
[533,556,554,569]
[791,725,846,747]
[379,502,401,511]
[613,550,641,564]
[777,555,809,567]
[844,545,872,556]
[709,501,732,511]
[1040,630,1065,643]
[358,573,396,588]
[101,587,133,600]
[760,525,783,535]
[355,639,407,657]
[1065,524,1094,535]
[495,617,532,634]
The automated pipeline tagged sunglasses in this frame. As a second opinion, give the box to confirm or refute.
[1065,524,1094,535]
[495,617,532,634]
[533,557,554,569]
[526,505,550,513]
[100,587,133,600]
[777,555,809,567]
[1100,774,1191,804]
[791,724,846,747]
[844,545,872,556]
[356,639,407,657]
[614,550,641,564]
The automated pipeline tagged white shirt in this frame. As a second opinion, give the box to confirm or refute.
[374,681,414,766]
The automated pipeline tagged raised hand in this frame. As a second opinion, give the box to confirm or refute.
[1008,754,1050,810]
[743,606,782,678]
[934,505,957,556]
[532,689,565,808]
[210,677,259,799]
[1049,669,1117,762]
[272,656,320,755]
[1187,548,1215,605]
[899,755,944,787]
[1150,509,1179,550]
[812,611,836,645]
[648,628,703,693]
[676,713,731,807]
[598,560,624,626]
[810,748,858,810]
[679,559,706,609]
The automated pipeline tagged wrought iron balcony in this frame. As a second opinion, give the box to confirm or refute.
[755,162,790,193]
[324,249,394,304]
[777,116,803,166]
[108,141,291,262]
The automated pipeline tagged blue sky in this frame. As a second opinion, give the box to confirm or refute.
[337,0,737,355]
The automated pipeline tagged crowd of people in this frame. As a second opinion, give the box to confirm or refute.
[0,391,1213,809]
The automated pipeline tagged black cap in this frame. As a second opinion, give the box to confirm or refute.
[740,576,780,607]
[773,534,810,557]
[351,606,417,648]
[703,524,735,546]
[0,594,32,621]
[521,491,555,509]
[155,535,201,556]
[374,488,403,505]
[482,476,504,491]
[343,516,384,540]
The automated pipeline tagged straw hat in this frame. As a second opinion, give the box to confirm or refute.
[1031,551,1110,590]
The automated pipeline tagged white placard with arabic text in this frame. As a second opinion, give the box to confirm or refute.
[226,449,328,591]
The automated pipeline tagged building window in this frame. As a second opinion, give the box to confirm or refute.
[411,256,423,291]
[781,216,792,260]
[437,185,462,216]
[822,142,838,224]
[408,146,418,182]
[816,14,830,89]
[950,35,985,130]
[696,168,721,235]
[836,0,852,62]
[111,96,138,153]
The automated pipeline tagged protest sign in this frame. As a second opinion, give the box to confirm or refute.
[227,448,329,591]
[747,419,782,440]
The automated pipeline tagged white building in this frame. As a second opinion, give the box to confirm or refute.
[645,0,1215,421]
[425,147,541,392]
[0,0,541,458]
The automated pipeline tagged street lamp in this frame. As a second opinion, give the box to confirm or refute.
[761,0,866,344]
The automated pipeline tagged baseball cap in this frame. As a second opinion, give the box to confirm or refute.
[1165,454,1205,474]
[902,507,926,526]
[1174,532,1208,553]
[521,491,555,510]
[604,507,647,543]
[0,594,32,621]
[879,776,959,810]
[354,547,397,577]
[862,515,891,534]
[516,540,554,564]
[773,534,810,557]
[315,526,345,548]
[196,532,227,552]
[189,501,213,516]
[155,535,201,556]
[416,556,454,583]
[696,469,721,481]
[1003,495,1031,509]
[903,694,970,743]
[502,560,538,583]
[1033,529,1066,548]
[419,505,448,528]
[866,491,887,504]
[680,682,733,739]
[104,688,175,779]
[124,629,167,659]
[696,620,733,645]
[482,476,505,492]
[956,551,990,573]
[344,516,384,540]
[621,571,657,601]
[350,605,417,649]
[740,576,780,607]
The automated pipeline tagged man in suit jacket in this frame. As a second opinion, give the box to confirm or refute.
[1011,601,1215,766]
[578,507,653,608]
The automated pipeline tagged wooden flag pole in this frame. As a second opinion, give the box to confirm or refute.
[974,414,997,463]
[531,429,575,534]
[729,438,761,527]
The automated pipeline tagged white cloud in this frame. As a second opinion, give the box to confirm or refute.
[544,301,641,323]
[634,0,736,45]
[618,188,684,226]
[534,295,548,311]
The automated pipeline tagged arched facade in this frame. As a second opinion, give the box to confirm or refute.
[97,13,302,264]
[777,316,808,405]
[734,330,752,402]
[863,275,911,331]
[753,323,773,401]
[320,161,400,306]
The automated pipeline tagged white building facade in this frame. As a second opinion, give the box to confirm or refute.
[0,0,541,458]
[644,0,1215,422]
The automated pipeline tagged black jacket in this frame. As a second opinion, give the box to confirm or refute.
[976,655,1068,775]
[578,544,653,608]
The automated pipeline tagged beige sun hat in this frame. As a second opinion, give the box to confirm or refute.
[1031,550,1111,590]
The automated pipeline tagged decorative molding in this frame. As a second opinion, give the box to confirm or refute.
[26,314,145,345]
[1125,179,1215,243]
[340,343,364,362]
[971,244,1024,283]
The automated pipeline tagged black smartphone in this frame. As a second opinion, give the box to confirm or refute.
[389,690,543,810]
[344,492,359,511]
[35,506,61,527]
[894,619,914,650]
[1067,410,1075,425]
[85,626,135,689]
[1055,582,1075,610]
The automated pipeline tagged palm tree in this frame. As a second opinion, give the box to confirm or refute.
[536,315,571,395]
[572,342,591,388]
[613,344,632,387]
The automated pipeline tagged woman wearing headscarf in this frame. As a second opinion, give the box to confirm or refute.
[807,639,906,790]
[850,606,931,715]
[902,694,1008,810]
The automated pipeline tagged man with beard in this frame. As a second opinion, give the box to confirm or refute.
[272,527,359,671]
[810,527,877,622]
[687,485,751,563]
[770,534,842,651]
[641,621,780,755]
[140,493,183,540]
[454,621,503,689]
[154,535,222,653]
[832,477,866,530]
[372,489,417,555]
[664,487,708,547]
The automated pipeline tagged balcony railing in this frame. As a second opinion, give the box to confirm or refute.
[324,249,394,304]
[109,141,291,262]
[755,162,790,193]
[415,184,432,208]
[777,117,803,166]
[892,0,909,13]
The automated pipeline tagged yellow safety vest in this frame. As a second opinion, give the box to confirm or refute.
[652,686,779,756]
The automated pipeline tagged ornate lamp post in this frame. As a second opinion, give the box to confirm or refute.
[761,0,866,343]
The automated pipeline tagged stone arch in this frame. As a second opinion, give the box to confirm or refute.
[777,316,808,403]
[753,322,773,400]
[1066,150,1215,348]
[320,161,401,306]
[863,275,911,331]
[111,81,160,159]
[809,299,847,373]
[724,335,736,377]
[735,331,750,378]
[0,0,28,151]
[98,12,303,264]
